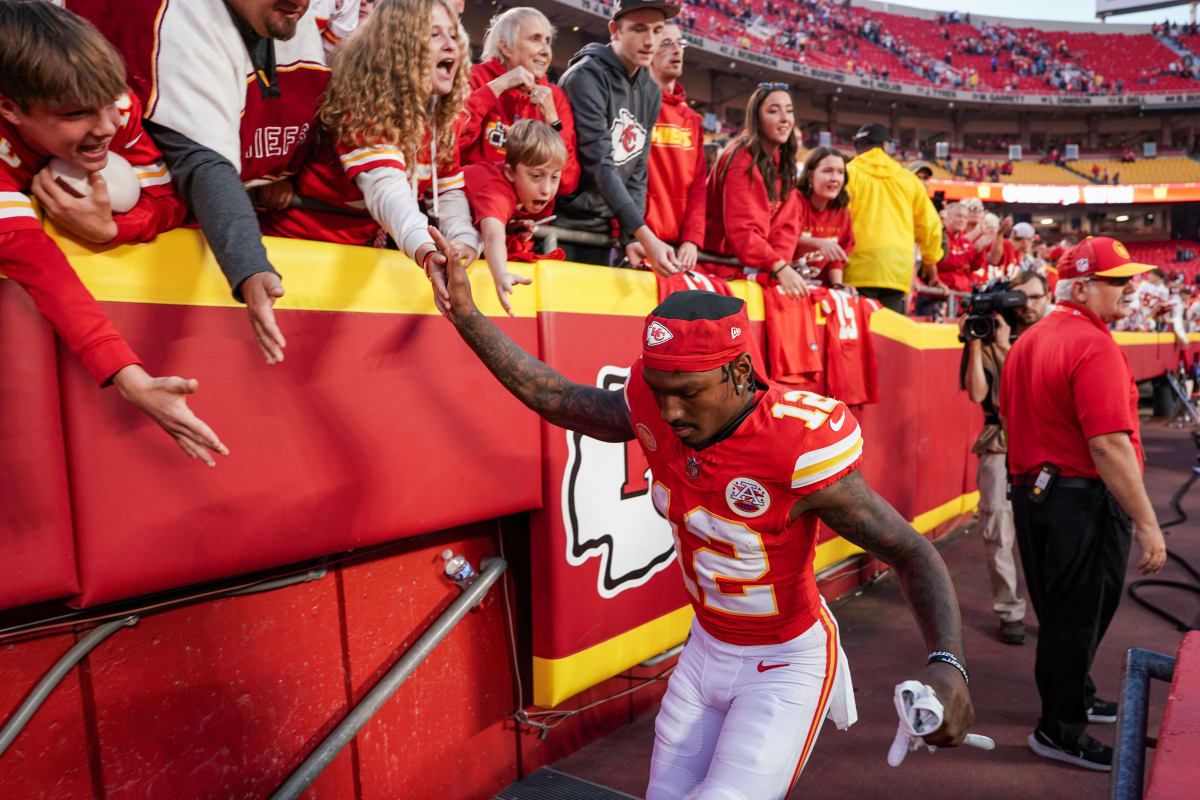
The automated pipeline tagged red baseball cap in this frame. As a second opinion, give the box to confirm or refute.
[1056,236,1156,279]
[642,292,749,373]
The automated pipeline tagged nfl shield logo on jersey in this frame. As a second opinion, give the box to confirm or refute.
[646,321,674,347]
[726,477,771,518]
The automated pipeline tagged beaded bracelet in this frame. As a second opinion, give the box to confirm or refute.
[927,650,969,686]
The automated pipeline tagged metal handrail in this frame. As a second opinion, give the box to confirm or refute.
[0,616,139,759]
[1110,647,1177,800]
[269,557,508,800]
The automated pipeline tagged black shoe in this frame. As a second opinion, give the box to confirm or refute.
[1088,698,1118,724]
[998,620,1026,645]
[1027,728,1112,771]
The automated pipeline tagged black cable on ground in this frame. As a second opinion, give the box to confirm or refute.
[1126,431,1200,631]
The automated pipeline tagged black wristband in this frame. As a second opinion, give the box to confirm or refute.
[771,264,788,278]
[927,650,969,686]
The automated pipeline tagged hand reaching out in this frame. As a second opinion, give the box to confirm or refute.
[240,271,287,364]
[111,365,228,467]
[491,268,533,317]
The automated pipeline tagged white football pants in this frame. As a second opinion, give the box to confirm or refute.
[646,604,855,800]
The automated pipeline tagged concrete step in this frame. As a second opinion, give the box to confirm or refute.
[494,767,640,800]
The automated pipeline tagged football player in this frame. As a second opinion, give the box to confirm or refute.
[428,229,974,799]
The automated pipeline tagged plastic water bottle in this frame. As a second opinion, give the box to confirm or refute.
[442,549,477,588]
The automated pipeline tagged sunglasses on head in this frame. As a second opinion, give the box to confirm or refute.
[758,82,789,91]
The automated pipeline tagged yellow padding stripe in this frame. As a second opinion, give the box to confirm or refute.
[533,489,982,707]
[532,605,694,707]
[51,228,536,318]
[868,308,964,350]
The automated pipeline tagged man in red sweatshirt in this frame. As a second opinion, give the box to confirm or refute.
[645,19,705,269]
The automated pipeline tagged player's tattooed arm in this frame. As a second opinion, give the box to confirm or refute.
[433,227,635,443]
[792,469,964,659]
[794,469,974,747]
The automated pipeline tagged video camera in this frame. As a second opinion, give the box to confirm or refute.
[959,279,1028,342]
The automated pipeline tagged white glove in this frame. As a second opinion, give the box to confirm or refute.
[887,679,995,767]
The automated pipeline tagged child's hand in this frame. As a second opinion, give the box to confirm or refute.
[492,269,533,317]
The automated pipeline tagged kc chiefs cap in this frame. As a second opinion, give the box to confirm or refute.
[610,0,680,20]
[1056,236,1156,279]
[642,292,749,372]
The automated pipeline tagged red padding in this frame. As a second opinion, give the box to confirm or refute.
[63,303,542,607]
[0,281,79,610]
[1145,632,1200,800]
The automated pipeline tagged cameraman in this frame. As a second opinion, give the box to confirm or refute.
[961,270,1050,646]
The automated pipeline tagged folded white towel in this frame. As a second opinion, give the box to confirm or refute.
[887,680,995,766]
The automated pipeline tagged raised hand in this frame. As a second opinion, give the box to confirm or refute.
[429,225,475,319]
[111,365,228,467]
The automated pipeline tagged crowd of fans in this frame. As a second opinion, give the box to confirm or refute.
[2,0,1198,467]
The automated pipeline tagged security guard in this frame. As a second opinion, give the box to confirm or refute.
[1000,236,1167,772]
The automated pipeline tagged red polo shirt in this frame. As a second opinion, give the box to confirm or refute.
[1000,301,1143,478]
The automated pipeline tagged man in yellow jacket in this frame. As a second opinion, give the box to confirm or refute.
[844,123,944,313]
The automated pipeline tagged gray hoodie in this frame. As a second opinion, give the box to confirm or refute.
[557,42,661,243]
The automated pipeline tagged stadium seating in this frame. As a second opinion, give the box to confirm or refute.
[1067,157,1200,184]
[679,0,1200,96]
[1004,162,1088,184]
[1125,240,1200,282]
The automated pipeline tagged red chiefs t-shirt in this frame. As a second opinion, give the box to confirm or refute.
[625,361,863,645]
[763,284,825,391]
[461,161,554,227]
[794,195,854,283]
[1000,301,1143,478]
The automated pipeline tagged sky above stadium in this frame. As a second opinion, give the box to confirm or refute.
[885,0,1195,25]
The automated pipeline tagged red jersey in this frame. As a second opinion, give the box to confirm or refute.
[626,360,864,645]
[0,89,188,385]
[702,145,801,280]
[1001,301,1142,478]
[261,125,465,246]
[459,58,579,195]
[937,230,985,293]
[794,195,854,283]
[70,0,329,185]
[654,270,734,303]
[0,91,186,243]
[763,284,825,391]
[645,81,706,247]
[823,291,881,406]
[462,161,558,262]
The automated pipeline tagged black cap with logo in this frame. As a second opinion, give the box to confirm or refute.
[610,0,681,21]
[853,122,891,146]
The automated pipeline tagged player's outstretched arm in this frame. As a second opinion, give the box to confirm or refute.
[793,469,973,747]
[431,227,634,443]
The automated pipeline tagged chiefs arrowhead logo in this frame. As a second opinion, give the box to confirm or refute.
[646,321,673,347]
[1112,240,1130,259]
[610,108,646,166]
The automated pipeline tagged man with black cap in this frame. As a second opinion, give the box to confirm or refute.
[426,228,975,799]
[845,122,944,314]
[557,0,681,276]
[1001,236,1167,771]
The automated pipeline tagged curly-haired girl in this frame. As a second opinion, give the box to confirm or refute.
[261,0,478,273]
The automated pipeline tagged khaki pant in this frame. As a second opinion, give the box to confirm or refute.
[977,452,1026,622]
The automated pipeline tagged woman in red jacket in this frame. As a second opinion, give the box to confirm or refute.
[702,84,805,298]
[794,146,854,287]
[459,7,579,194]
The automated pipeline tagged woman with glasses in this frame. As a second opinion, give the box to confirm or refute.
[459,7,579,195]
[702,83,808,300]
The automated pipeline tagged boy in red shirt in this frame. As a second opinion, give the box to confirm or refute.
[0,1,225,465]
[463,119,566,316]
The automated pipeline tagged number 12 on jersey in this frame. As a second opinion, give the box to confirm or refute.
[771,390,839,429]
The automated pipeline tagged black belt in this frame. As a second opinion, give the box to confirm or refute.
[1011,474,1103,489]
